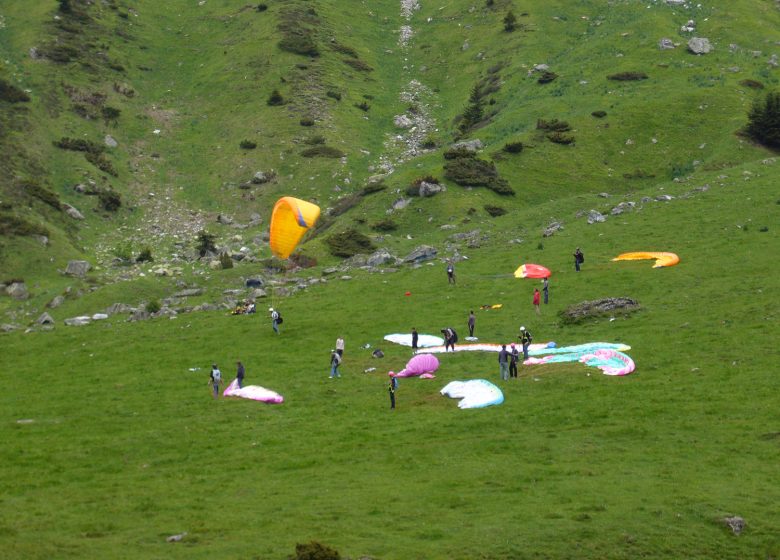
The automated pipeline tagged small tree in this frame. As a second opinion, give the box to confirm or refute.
[196,230,217,256]
[459,84,484,132]
[267,89,284,106]
[746,91,780,149]
[504,11,517,32]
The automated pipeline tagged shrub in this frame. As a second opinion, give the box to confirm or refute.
[219,252,234,269]
[536,119,571,132]
[354,101,370,112]
[294,541,340,560]
[0,79,31,103]
[98,189,122,212]
[343,58,373,72]
[459,84,485,132]
[420,135,437,149]
[325,229,376,258]
[85,152,118,177]
[745,91,780,149]
[146,299,161,314]
[503,141,524,154]
[239,140,257,150]
[591,110,607,118]
[326,90,341,101]
[547,131,575,145]
[256,3,268,11]
[484,205,507,217]
[504,11,517,32]
[136,247,153,263]
[371,218,398,231]
[607,71,648,81]
[0,214,49,237]
[443,147,475,160]
[739,79,764,90]
[670,161,695,179]
[304,135,326,145]
[537,71,558,84]
[21,181,61,210]
[54,137,104,154]
[443,154,515,195]
[267,89,284,106]
[300,117,315,126]
[196,230,217,256]
[413,175,439,186]
[101,106,121,124]
[301,146,345,158]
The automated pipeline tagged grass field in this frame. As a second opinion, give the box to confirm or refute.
[1,1,780,558]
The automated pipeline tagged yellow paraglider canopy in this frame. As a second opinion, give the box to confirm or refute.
[612,252,680,268]
[269,197,321,259]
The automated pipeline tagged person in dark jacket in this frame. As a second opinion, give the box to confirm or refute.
[329,350,342,378]
[509,343,519,378]
[411,327,419,351]
[388,375,398,409]
[519,327,533,360]
[236,360,245,388]
[542,277,549,304]
[446,261,456,285]
[498,345,509,381]
[442,328,457,352]
[573,248,584,272]
[467,310,476,337]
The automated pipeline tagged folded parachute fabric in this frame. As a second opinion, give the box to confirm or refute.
[532,342,630,355]
[524,344,635,376]
[223,379,284,403]
[612,252,679,268]
[390,353,439,378]
[384,333,444,348]
[420,342,557,355]
[441,380,504,409]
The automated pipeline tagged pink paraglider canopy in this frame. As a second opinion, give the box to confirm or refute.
[391,353,440,378]
[514,264,551,279]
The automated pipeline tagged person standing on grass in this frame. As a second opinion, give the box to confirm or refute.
[209,364,222,399]
[509,343,520,379]
[329,349,342,378]
[411,327,419,352]
[236,360,245,388]
[533,288,541,315]
[498,344,510,381]
[336,336,345,358]
[573,247,584,272]
[442,327,457,352]
[388,375,398,409]
[269,307,280,334]
[468,310,476,337]
[519,326,533,361]
[446,260,456,285]
[542,277,549,304]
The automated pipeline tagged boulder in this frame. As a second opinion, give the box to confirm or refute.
[451,139,483,153]
[586,210,606,224]
[322,267,338,275]
[722,516,745,535]
[217,214,233,225]
[92,313,109,320]
[419,181,445,197]
[65,260,91,277]
[251,288,267,299]
[366,249,400,267]
[64,316,92,326]
[245,278,264,288]
[63,203,85,220]
[688,37,712,55]
[769,54,778,68]
[1,323,19,332]
[394,115,414,129]
[47,295,66,309]
[392,198,412,211]
[128,310,151,322]
[6,282,29,300]
[533,64,550,72]
[610,201,636,215]
[104,135,118,148]
[251,171,273,184]
[403,245,438,263]
[105,303,133,315]
[658,38,676,50]
[655,194,674,202]
[173,288,204,298]
[560,297,640,324]
[542,222,564,237]
[37,312,55,325]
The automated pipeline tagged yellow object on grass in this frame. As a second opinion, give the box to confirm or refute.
[269,197,321,259]
[612,252,680,268]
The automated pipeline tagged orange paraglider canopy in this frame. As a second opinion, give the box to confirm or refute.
[612,252,680,268]
[269,197,321,260]
[513,264,551,279]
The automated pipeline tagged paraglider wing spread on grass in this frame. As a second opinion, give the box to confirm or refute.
[513,263,551,278]
[612,252,679,268]
[441,380,504,409]
[223,379,284,403]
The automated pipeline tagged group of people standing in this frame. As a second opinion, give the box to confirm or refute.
[208,361,245,398]
[497,326,533,381]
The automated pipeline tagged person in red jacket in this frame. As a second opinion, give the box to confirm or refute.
[533,288,541,315]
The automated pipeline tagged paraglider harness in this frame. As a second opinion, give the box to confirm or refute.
[519,330,532,345]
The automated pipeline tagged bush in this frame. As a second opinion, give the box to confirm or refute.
[413,175,439,186]
[294,541,340,560]
[739,79,764,90]
[219,252,234,269]
[354,101,370,112]
[98,189,122,212]
[101,106,121,124]
[300,117,315,126]
[371,218,398,231]
[484,205,507,217]
[325,229,376,258]
[267,89,284,106]
[503,141,524,154]
[670,161,695,179]
[504,11,517,32]
[443,147,475,160]
[547,131,575,145]
[21,181,61,210]
[537,71,558,84]
[256,3,268,11]
[0,214,49,237]
[745,91,780,149]
[304,135,326,145]
[85,152,118,177]
[591,110,607,118]
[343,58,373,72]
[326,90,342,101]
[0,79,31,103]
[607,71,648,81]
[136,247,153,263]
[536,119,571,132]
[239,140,257,150]
[146,299,162,314]
[196,230,217,256]
[54,137,104,154]
[443,154,515,195]
[420,135,437,149]
[301,146,345,158]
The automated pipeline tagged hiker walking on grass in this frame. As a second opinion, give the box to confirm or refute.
[542,277,549,304]
[573,248,584,272]
[509,343,519,378]
[236,360,245,388]
[498,344,509,381]
[519,326,533,361]
[329,349,342,378]
[533,288,541,315]
[468,310,476,337]
[446,261,456,285]
[388,375,398,409]
[269,307,281,334]
[209,364,222,399]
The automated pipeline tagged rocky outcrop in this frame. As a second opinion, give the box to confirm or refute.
[403,245,437,263]
[65,260,91,277]
[688,37,712,54]
[560,298,640,324]
[6,282,29,300]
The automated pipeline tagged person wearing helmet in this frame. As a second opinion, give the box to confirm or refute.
[519,326,533,360]
[269,307,280,334]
